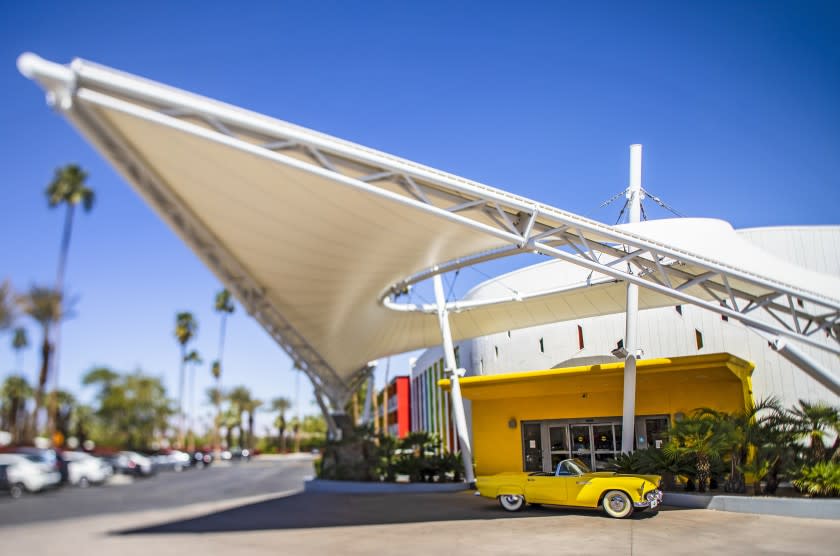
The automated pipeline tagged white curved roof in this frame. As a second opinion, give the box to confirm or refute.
[18,54,840,402]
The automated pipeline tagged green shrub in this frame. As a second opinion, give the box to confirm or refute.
[792,461,840,497]
[606,451,647,474]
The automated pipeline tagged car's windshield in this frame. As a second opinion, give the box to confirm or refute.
[556,458,592,475]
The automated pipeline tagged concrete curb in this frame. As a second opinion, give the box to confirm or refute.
[664,491,840,520]
[304,479,469,494]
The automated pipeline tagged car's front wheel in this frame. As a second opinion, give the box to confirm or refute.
[9,482,24,499]
[602,490,633,518]
[498,494,525,512]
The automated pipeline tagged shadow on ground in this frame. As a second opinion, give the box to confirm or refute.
[115,492,663,535]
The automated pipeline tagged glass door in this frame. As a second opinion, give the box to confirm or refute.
[548,425,571,472]
[570,425,592,468]
[522,423,543,472]
[593,424,616,470]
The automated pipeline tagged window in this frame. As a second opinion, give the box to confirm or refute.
[720,302,728,321]
[616,339,624,350]
[695,329,704,350]
[645,417,670,449]
[507,330,511,338]
[577,325,584,350]
[522,423,543,472]
[495,345,499,358]
[675,305,682,315]
[539,338,545,353]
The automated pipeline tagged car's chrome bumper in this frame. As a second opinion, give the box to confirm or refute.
[634,489,663,509]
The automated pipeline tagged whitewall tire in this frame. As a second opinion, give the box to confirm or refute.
[602,490,633,519]
[499,494,525,512]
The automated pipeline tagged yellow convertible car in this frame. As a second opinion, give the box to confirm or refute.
[475,458,663,518]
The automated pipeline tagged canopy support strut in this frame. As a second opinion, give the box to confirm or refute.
[433,273,476,486]
[621,144,643,453]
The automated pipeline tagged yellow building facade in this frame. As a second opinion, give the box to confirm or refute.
[441,353,754,476]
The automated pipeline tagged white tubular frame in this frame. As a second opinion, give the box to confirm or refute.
[19,54,840,404]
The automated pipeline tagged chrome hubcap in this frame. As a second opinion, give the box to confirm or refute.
[609,495,626,512]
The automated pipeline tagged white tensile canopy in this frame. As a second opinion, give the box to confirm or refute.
[18,54,840,405]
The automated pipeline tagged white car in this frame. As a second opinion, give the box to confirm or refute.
[0,453,61,493]
[63,451,113,487]
[120,451,154,476]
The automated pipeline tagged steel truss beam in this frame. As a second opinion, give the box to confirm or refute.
[20,55,840,405]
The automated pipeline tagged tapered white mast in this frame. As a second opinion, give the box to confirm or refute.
[433,273,475,485]
[621,144,643,453]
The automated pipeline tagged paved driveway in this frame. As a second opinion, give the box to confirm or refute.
[2,459,838,555]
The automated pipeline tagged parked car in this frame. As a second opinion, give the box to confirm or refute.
[220,448,250,462]
[150,450,191,472]
[6,446,69,484]
[475,457,663,519]
[63,451,113,487]
[104,451,155,477]
[0,453,62,494]
[189,450,214,469]
[0,463,24,499]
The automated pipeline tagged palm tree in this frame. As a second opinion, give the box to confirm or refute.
[227,386,252,449]
[17,286,64,438]
[245,398,263,452]
[11,327,29,372]
[206,386,223,449]
[789,400,840,463]
[46,164,94,439]
[695,398,783,493]
[52,389,76,444]
[270,397,292,452]
[0,280,13,333]
[174,311,197,449]
[46,165,95,292]
[183,349,203,451]
[665,413,730,492]
[212,288,234,455]
[1,375,32,443]
[70,404,96,446]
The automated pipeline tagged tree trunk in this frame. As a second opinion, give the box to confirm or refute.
[177,346,186,449]
[248,411,255,451]
[279,417,287,453]
[696,454,710,493]
[49,204,75,443]
[10,398,19,444]
[32,332,52,440]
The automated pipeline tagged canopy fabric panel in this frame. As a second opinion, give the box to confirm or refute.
[18,53,840,402]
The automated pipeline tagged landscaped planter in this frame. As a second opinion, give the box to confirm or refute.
[663,490,840,519]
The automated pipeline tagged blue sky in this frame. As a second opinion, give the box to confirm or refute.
[1,1,838,431]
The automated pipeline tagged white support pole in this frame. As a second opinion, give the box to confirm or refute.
[433,273,476,485]
[621,144,643,453]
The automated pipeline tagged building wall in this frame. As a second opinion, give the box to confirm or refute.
[465,355,751,475]
[410,344,471,452]
[412,226,839,449]
[465,226,838,409]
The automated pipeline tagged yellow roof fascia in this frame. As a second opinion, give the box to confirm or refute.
[439,352,754,395]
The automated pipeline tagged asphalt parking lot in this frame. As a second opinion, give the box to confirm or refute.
[3,457,839,555]
[0,456,314,526]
